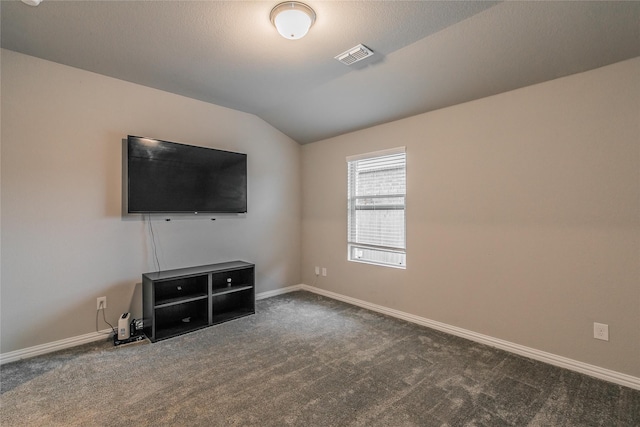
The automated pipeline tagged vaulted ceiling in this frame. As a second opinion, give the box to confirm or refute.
[2,1,639,144]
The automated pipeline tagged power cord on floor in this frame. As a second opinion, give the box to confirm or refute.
[96,301,117,336]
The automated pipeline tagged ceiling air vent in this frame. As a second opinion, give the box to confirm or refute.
[335,44,374,66]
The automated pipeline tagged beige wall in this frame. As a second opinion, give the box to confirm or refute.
[301,58,640,377]
[1,49,301,353]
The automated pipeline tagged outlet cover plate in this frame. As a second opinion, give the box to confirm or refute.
[594,322,609,341]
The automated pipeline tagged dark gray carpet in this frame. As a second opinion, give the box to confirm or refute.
[1,291,638,426]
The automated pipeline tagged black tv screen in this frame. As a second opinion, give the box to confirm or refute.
[127,136,247,214]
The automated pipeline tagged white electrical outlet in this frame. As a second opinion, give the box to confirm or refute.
[322,267,327,277]
[593,322,609,341]
[315,266,320,276]
[97,296,107,310]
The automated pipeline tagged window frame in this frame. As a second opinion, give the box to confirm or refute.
[346,147,406,269]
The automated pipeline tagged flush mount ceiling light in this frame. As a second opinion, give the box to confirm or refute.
[270,2,316,40]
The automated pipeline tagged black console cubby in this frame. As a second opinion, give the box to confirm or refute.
[212,290,255,324]
[155,298,209,341]
[154,276,208,306]
[143,261,255,342]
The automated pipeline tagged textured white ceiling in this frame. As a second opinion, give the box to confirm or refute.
[2,1,639,144]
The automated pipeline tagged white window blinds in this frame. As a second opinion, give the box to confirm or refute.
[347,147,406,268]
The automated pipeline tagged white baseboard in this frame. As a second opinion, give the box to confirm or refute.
[256,284,303,300]
[0,329,113,365]
[297,284,640,391]
[4,285,639,391]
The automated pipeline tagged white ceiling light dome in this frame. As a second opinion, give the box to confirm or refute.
[270,2,316,40]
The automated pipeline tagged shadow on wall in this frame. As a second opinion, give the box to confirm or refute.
[129,282,143,320]
[104,135,126,219]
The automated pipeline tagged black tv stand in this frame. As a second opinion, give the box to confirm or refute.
[142,261,255,342]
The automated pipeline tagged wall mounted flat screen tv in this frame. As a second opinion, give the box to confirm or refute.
[127,136,247,214]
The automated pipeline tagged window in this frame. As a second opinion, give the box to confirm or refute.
[347,147,406,268]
